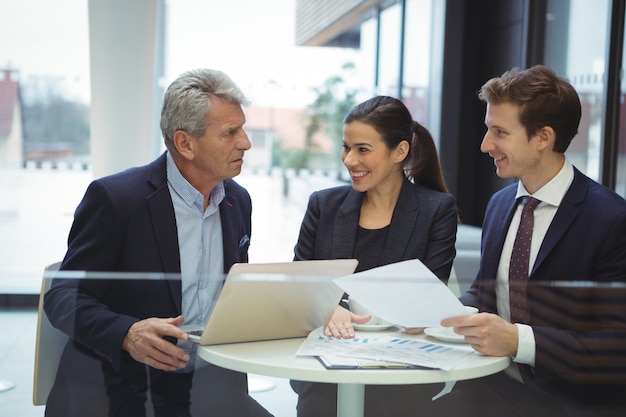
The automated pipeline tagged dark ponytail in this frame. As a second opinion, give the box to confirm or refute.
[405,121,449,193]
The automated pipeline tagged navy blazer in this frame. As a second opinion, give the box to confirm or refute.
[462,168,626,392]
[43,152,252,411]
[294,176,458,282]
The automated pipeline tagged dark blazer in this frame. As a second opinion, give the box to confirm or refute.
[462,168,626,403]
[293,176,458,281]
[43,152,252,415]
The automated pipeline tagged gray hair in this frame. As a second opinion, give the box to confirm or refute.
[160,68,249,152]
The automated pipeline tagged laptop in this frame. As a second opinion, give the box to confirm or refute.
[182,259,358,345]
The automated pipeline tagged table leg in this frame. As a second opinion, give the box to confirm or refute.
[248,375,276,393]
[337,383,365,417]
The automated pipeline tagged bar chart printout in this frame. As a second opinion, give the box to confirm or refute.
[296,328,475,371]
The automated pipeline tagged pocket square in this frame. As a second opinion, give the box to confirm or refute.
[239,234,250,249]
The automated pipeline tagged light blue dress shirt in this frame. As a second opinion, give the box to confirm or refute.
[166,152,225,370]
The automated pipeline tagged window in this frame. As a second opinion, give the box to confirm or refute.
[544,0,611,181]
[377,3,402,97]
[617,9,626,197]
[402,0,446,144]
[0,0,91,293]
[361,0,446,145]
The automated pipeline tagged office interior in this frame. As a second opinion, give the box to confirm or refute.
[1,0,626,415]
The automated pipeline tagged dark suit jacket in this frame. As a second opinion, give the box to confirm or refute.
[43,152,252,414]
[461,167,626,403]
[293,176,458,282]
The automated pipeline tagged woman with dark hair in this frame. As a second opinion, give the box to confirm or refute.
[290,95,458,416]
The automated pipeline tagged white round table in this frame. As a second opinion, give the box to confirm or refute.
[198,327,510,417]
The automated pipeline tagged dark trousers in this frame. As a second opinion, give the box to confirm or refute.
[46,362,273,417]
[419,371,626,417]
[290,380,443,417]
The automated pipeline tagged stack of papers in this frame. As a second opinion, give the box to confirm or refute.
[295,259,479,370]
[297,328,474,370]
[332,259,470,328]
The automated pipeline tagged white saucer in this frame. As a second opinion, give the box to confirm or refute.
[353,322,396,331]
[424,327,467,343]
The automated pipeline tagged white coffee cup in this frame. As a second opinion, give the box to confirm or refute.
[436,305,479,338]
[464,306,479,315]
[348,298,385,325]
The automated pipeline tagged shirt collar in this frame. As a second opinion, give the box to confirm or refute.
[166,151,225,208]
[515,158,574,207]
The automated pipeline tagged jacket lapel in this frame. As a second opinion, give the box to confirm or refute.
[331,189,362,259]
[146,153,182,311]
[476,186,518,312]
[531,168,585,274]
[380,178,418,265]
[483,187,519,281]
[220,183,245,273]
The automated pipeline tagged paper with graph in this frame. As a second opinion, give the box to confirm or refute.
[297,328,474,370]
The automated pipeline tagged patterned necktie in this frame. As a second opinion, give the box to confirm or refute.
[509,196,540,324]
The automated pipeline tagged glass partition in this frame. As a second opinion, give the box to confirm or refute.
[27,268,626,416]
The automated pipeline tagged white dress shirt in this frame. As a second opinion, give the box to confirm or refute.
[495,158,574,370]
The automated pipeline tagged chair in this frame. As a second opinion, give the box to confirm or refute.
[449,249,481,296]
[447,266,462,297]
[456,224,482,251]
[33,261,67,406]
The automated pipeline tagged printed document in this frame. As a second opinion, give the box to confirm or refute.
[297,328,474,371]
[333,259,469,328]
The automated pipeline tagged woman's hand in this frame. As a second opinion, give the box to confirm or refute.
[403,326,425,335]
[324,305,372,339]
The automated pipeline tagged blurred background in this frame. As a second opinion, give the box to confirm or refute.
[2,0,626,292]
